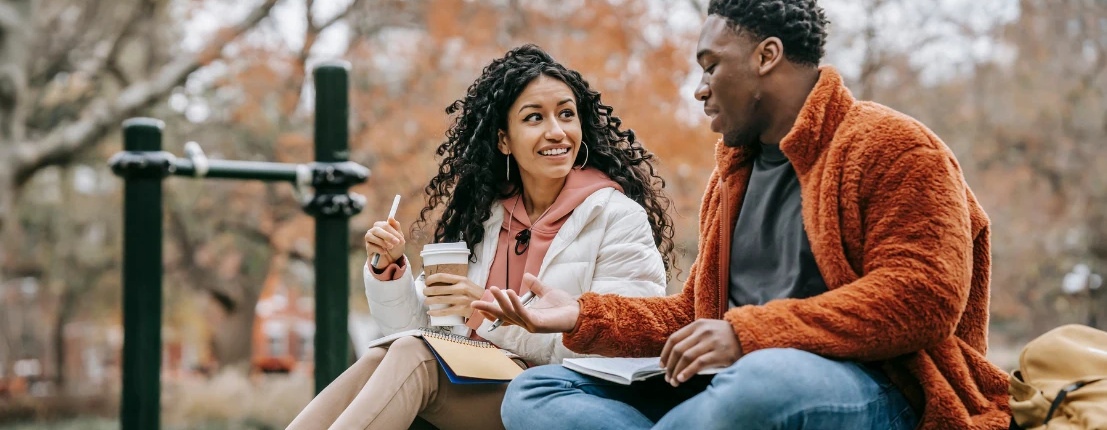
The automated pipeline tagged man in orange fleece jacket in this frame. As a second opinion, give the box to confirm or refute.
[474,1,1012,429]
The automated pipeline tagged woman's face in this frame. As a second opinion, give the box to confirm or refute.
[498,76,583,186]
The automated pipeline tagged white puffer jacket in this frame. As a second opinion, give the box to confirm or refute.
[363,187,667,365]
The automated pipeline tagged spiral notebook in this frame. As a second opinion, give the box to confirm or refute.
[365,328,524,384]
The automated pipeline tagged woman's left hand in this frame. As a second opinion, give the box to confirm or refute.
[424,273,485,317]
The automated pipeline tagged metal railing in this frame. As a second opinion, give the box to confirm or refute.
[106,61,368,430]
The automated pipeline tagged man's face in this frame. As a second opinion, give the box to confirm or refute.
[695,16,763,148]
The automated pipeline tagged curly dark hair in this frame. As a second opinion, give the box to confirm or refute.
[708,0,830,67]
[414,44,678,279]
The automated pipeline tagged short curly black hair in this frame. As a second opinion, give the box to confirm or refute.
[708,0,830,67]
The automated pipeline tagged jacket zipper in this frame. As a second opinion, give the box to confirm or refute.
[718,178,730,319]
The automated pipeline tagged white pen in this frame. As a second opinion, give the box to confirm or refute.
[488,291,538,331]
[370,194,402,268]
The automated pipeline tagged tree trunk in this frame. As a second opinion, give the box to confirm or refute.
[210,294,258,367]
[0,168,13,266]
[51,281,83,393]
[52,304,68,392]
[0,0,29,242]
[0,0,30,141]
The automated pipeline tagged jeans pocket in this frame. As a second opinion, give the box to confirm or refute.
[887,402,919,430]
[880,375,918,430]
[858,362,895,390]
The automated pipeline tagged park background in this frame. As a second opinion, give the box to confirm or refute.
[0,0,1104,428]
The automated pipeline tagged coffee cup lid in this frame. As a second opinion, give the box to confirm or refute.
[420,241,469,257]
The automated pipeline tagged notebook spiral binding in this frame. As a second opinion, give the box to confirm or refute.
[421,329,496,349]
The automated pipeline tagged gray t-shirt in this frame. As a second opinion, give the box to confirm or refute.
[728,143,828,308]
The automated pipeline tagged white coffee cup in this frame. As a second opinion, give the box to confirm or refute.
[421,242,470,327]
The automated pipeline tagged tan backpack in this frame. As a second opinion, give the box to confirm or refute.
[1009,324,1107,430]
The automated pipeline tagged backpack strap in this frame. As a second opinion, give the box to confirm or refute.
[1044,378,1105,423]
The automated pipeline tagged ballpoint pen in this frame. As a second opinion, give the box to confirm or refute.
[370,194,402,268]
[488,291,538,331]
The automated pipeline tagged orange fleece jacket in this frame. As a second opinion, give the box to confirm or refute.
[562,66,1010,430]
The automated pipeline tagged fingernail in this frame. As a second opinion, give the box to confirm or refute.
[677,374,686,383]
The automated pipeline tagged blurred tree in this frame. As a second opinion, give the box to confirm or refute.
[0,0,278,259]
[830,0,1107,339]
[0,0,279,388]
[964,0,1107,334]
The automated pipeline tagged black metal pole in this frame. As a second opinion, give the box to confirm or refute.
[114,118,168,430]
[309,60,358,395]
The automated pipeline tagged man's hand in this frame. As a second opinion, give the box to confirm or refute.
[471,273,580,333]
[424,273,484,317]
[659,319,742,387]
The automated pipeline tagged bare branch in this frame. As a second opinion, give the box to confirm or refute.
[306,0,318,32]
[216,218,272,247]
[686,0,707,20]
[9,0,280,186]
[28,0,104,87]
[165,205,242,312]
[27,0,149,116]
[286,0,365,113]
[315,0,366,33]
[300,0,321,63]
[106,60,131,87]
[84,0,153,85]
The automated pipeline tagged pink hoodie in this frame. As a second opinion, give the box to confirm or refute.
[472,168,622,328]
[370,168,622,330]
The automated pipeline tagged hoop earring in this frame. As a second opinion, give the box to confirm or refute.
[506,154,511,181]
[578,142,589,169]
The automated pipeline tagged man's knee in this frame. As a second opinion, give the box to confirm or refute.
[506,364,581,395]
[502,365,571,407]
[724,348,830,385]
[710,349,840,414]
[502,365,580,429]
[691,348,897,429]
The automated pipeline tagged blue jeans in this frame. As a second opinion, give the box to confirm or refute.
[501,348,918,430]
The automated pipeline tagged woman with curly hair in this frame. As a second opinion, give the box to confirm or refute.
[285,44,677,430]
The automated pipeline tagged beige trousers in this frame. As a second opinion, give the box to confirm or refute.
[285,336,510,430]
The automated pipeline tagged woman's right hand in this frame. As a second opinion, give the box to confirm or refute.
[365,219,406,268]
[472,274,581,333]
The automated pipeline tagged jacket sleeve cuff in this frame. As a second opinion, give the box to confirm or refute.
[369,256,407,281]
[561,293,606,353]
[363,260,414,305]
[724,306,764,357]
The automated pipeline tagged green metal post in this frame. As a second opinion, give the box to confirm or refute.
[312,60,353,394]
[117,118,166,430]
[172,159,301,182]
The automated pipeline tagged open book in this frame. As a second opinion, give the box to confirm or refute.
[562,357,725,385]
[366,328,523,384]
